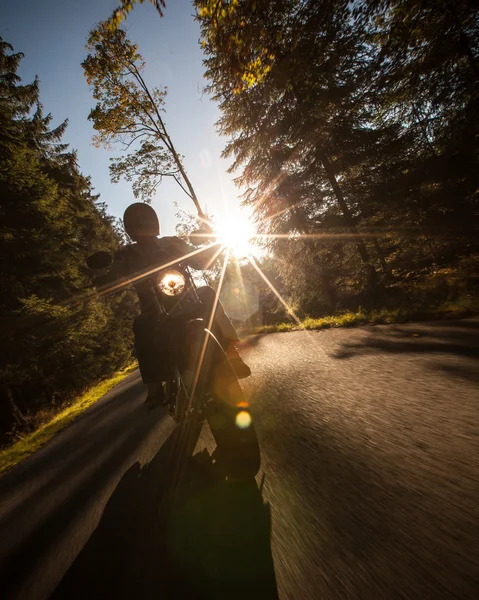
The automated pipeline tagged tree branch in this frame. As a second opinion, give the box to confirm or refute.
[120,131,149,150]
[173,175,194,200]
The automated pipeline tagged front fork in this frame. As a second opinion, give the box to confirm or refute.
[159,318,213,421]
[172,319,234,418]
[136,305,228,419]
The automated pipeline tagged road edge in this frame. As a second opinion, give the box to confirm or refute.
[0,362,138,476]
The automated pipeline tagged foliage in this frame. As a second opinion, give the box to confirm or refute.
[108,0,166,29]
[82,23,205,216]
[196,0,479,316]
[174,204,214,241]
[0,38,136,441]
[0,362,138,474]
[251,299,479,335]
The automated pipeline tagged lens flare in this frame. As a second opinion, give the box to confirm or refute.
[215,209,257,258]
[236,410,252,429]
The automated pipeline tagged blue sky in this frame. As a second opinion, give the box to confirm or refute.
[2,0,242,236]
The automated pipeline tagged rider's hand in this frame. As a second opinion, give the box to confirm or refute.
[189,223,216,246]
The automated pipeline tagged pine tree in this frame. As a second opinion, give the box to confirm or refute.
[196,0,479,311]
[0,38,135,438]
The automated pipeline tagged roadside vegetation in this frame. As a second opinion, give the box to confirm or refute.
[0,40,137,447]
[0,362,137,475]
[250,299,479,335]
[246,257,479,333]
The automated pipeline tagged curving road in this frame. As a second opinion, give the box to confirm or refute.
[1,319,478,599]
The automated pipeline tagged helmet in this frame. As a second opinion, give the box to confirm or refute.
[123,203,160,241]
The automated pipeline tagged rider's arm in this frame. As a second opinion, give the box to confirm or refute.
[90,247,132,289]
[159,237,222,271]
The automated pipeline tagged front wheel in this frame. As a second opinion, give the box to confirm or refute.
[198,330,261,479]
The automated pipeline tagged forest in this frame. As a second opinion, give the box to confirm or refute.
[0,40,136,441]
[1,0,478,441]
[195,0,479,319]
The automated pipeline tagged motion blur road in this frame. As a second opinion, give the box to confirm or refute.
[1,320,478,599]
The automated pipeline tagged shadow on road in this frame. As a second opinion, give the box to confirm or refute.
[332,320,479,371]
[52,420,278,600]
[0,376,173,600]
[239,333,270,352]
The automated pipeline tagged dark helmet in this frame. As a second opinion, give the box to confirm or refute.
[123,203,160,241]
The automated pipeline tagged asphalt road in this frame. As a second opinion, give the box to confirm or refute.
[1,319,478,599]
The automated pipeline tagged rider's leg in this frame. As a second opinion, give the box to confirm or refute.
[134,291,168,406]
[196,286,251,379]
[196,286,238,342]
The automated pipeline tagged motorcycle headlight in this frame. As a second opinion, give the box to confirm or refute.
[158,270,186,296]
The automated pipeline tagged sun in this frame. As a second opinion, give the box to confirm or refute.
[215,210,257,258]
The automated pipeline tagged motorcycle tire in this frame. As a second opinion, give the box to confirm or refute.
[199,329,261,479]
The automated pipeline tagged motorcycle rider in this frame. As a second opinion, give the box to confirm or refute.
[120,203,251,404]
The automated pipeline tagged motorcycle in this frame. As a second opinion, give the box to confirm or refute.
[86,242,261,479]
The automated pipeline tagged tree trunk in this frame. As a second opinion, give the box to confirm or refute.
[132,66,206,219]
[317,149,372,266]
[166,133,206,219]
[373,238,392,280]
[445,3,479,81]
[459,30,479,80]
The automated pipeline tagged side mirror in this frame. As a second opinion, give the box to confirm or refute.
[86,250,112,270]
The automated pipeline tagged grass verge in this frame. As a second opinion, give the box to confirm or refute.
[0,362,138,476]
[250,296,479,335]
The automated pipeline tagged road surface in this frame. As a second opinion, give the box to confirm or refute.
[0,319,478,599]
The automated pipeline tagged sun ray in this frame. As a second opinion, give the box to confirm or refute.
[1,243,225,340]
[187,247,231,410]
[232,255,250,319]
[249,231,394,241]
[205,248,231,333]
[249,224,438,243]
[214,209,257,258]
[94,242,220,299]
[247,255,302,327]
[247,256,331,351]
[247,135,318,219]
[256,197,311,227]
[203,243,226,271]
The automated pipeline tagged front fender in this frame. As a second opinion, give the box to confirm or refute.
[182,320,242,408]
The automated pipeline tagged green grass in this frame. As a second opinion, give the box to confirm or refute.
[250,295,479,335]
[0,362,138,476]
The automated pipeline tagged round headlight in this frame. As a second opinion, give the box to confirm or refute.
[158,270,186,296]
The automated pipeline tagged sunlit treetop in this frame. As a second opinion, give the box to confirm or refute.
[107,0,166,29]
[82,23,205,215]
[83,25,158,150]
[105,0,273,93]
[195,0,276,93]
